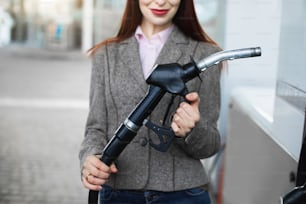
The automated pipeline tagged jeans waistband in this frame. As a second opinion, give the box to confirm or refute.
[111,184,209,193]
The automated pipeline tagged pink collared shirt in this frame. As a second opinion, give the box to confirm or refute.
[135,25,174,79]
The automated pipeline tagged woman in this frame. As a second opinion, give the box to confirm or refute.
[79,0,222,203]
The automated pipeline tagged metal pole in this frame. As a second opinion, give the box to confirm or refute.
[82,0,93,52]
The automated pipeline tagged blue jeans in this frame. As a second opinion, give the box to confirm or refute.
[99,185,211,204]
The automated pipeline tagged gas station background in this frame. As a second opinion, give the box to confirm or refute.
[1,0,305,203]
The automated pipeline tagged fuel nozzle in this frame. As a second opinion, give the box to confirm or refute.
[196,47,262,72]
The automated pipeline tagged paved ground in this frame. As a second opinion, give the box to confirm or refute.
[0,46,92,204]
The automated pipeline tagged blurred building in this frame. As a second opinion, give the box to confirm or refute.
[0,0,222,51]
[0,6,14,46]
[0,0,82,49]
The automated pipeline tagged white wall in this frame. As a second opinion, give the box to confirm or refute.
[276,0,306,92]
[272,0,306,161]
[219,0,282,137]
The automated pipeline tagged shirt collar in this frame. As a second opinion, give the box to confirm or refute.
[135,25,174,44]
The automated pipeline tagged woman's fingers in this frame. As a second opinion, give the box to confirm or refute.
[82,155,118,190]
[171,92,201,137]
[82,176,102,191]
[185,92,200,109]
[110,163,118,173]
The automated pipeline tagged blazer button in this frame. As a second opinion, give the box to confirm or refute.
[140,137,148,147]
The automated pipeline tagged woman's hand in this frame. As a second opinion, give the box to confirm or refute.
[171,92,200,138]
[82,155,117,191]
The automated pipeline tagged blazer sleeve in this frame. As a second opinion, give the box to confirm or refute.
[174,43,222,159]
[79,46,109,169]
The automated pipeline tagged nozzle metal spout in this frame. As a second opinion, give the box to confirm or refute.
[196,47,262,72]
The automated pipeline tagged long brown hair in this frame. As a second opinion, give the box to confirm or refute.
[89,0,217,54]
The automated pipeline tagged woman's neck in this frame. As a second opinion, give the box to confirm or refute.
[140,21,173,39]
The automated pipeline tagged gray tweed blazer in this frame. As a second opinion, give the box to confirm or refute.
[79,26,221,191]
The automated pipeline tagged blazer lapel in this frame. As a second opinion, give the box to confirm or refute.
[118,37,148,94]
[155,26,188,65]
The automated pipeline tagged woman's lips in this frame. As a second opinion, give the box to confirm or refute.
[151,9,169,16]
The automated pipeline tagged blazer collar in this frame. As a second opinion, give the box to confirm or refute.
[118,37,146,93]
[118,26,189,94]
[155,26,188,65]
